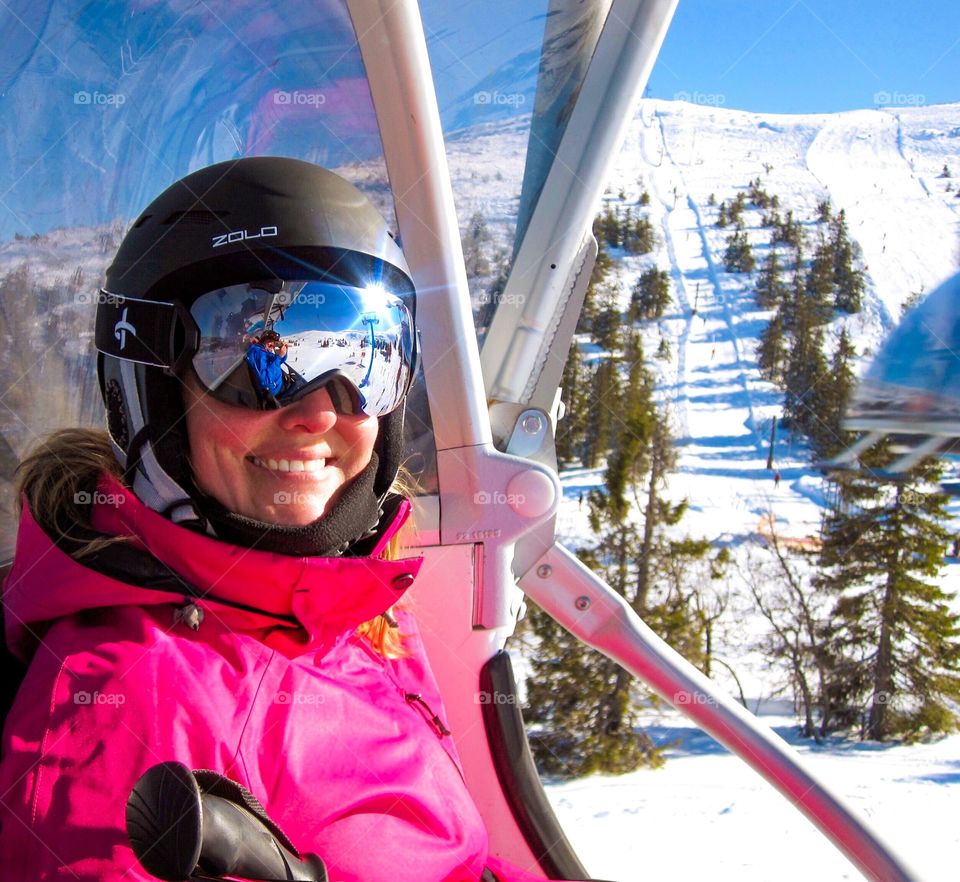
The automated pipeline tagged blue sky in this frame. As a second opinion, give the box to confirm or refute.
[647,0,960,113]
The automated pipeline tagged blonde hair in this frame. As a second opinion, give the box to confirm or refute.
[14,427,416,656]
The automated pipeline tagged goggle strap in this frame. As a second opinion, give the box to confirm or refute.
[95,292,178,368]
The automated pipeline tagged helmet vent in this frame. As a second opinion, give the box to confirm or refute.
[161,210,230,227]
[132,214,153,229]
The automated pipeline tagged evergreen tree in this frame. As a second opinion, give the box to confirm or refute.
[729,192,747,225]
[757,310,788,385]
[783,300,828,437]
[818,461,960,740]
[581,357,621,469]
[830,211,865,314]
[556,341,589,465]
[808,329,856,459]
[805,238,836,322]
[576,238,613,334]
[630,268,672,321]
[716,202,728,228]
[724,225,755,273]
[591,283,623,351]
[755,247,788,309]
[772,209,803,249]
[622,214,656,254]
[526,336,714,776]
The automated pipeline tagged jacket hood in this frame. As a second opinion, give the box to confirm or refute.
[3,472,422,661]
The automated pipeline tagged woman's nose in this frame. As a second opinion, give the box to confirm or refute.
[277,385,340,434]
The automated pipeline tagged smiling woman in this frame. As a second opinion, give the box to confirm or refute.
[0,158,544,882]
[183,372,380,526]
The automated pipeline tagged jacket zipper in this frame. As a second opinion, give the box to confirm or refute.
[404,692,451,738]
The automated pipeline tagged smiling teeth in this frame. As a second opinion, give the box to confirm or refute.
[252,457,324,472]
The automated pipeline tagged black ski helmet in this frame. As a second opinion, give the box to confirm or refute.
[95,157,416,553]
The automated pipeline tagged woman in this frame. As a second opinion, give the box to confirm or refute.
[0,158,540,882]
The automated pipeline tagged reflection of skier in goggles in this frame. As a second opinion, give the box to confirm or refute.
[245,330,288,404]
[1,159,533,882]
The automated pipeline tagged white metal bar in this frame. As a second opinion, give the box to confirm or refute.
[348,0,491,454]
[887,434,947,474]
[824,430,885,466]
[520,542,923,882]
[480,0,679,408]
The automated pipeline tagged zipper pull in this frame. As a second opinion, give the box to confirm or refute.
[405,692,451,738]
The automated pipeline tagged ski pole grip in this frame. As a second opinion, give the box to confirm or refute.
[126,761,327,881]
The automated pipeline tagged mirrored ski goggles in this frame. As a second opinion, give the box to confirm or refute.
[95,280,416,418]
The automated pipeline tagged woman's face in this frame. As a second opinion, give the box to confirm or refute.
[183,374,379,525]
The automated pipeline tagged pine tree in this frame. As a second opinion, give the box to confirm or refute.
[805,238,836,322]
[581,356,621,469]
[724,225,755,273]
[526,335,661,776]
[576,238,613,334]
[591,283,623,351]
[526,336,713,776]
[630,268,672,321]
[808,329,856,459]
[830,211,865,314]
[783,299,828,437]
[556,341,589,465]
[818,461,960,740]
[755,247,788,309]
[757,310,788,385]
[623,214,655,254]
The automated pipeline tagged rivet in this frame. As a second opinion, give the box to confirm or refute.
[521,414,543,435]
[392,573,416,591]
[574,596,591,611]
[536,564,552,579]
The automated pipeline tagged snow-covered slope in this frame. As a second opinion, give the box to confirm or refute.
[445,100,960,881]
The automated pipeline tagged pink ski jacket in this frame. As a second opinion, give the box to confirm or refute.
[0,473,541,882]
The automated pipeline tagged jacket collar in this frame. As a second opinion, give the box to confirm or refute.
[4,473,421,659]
